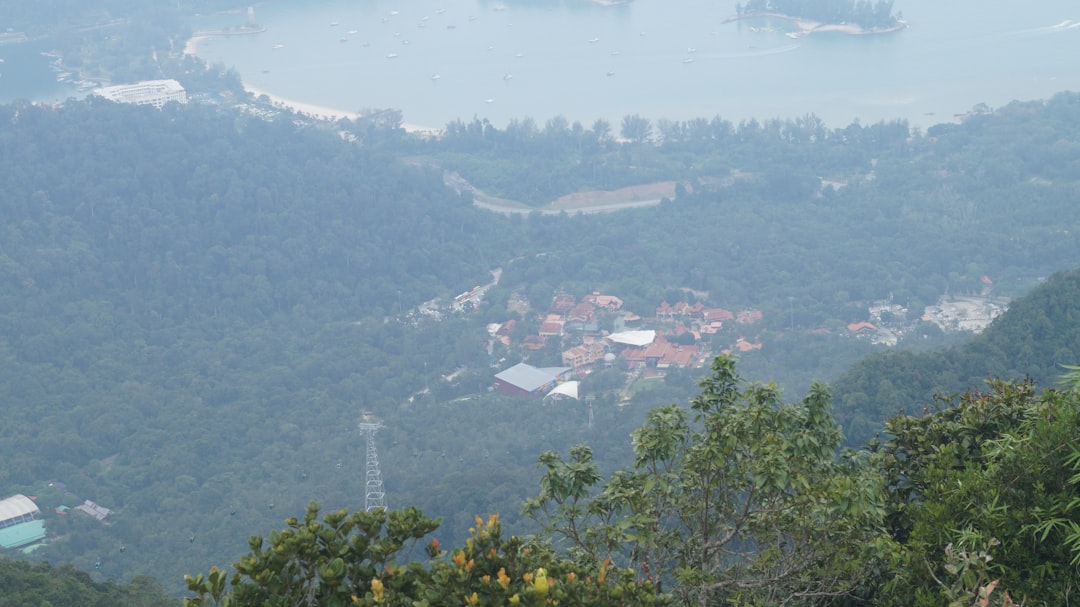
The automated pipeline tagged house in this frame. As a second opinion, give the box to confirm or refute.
[493,363,571,398]
[538,320,564,337]
[549,295,576,315]
[561,343,606,371]
[75,499,113,522]
[522,335,547,350]
[846,321,878,335]
[702,308,735,322]
[582,292,623,310]
[736,310,763,324]
[566,302,596,324]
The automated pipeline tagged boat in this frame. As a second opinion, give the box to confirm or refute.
[687,47,696,53]
[390,10,399,15]
[431,74,441,80]
[588,37,600,43]
[348,30,358,35]
[436,8,447,14]
[606,71,616,76]
[386,53,398,58]
[272,43,285,50]
[503,73,513,80]
[682,57,694,63]
[340,37,349,42]
[330,20,340,27]
[484,98,494,103]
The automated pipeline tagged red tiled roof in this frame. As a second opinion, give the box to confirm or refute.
[703,308,735,321]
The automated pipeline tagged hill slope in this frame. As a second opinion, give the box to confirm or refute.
[832,268,1080,444]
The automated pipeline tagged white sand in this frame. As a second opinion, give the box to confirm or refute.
[184,31,439,133]
[243,83,440,133]
[244,82,361,121]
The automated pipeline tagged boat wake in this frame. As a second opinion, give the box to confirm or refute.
[1011,18,1080,36]
[713,44,800,59]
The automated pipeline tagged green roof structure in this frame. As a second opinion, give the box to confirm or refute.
[0,520,46,549]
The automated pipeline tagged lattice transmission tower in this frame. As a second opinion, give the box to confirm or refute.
[358,422,386,511]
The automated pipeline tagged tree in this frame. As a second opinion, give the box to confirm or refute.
[619,115,652,144]
[185,504,657,607]
[523,355,893,606]
[870,372,1080,606]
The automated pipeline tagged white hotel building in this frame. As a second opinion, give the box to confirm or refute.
[94,79,187,109]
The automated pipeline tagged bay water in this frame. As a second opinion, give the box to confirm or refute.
[192,0,1080,130]
[3,1,1079,131]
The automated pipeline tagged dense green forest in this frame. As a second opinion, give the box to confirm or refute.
[180,357,1080,606]
[0,559,177,607]
[833,268,1080,445]
[1,83,1080,597]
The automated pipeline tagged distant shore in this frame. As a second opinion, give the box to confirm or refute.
[243,82,438,134]
[724,11,908,37]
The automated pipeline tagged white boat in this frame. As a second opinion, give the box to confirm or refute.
[503,73,513,80]
[682,57,694,63]
[390,10,400,16]
[588,37,600,43]
[272,43,285,50]
[431,74,441,80]
[484,98,495,103]
[386,53,398,58]
[687,47,697,53]
[606,71,616,76]
[330,20,340,27]
[348,30,358,35]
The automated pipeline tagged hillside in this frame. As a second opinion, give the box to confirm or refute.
[1,91,1080,593]
[832,268,1080,445]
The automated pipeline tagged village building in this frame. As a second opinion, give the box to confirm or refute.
[493,363,571,398]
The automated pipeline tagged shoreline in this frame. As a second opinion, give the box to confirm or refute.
[724,11,909,37]
[242,82,439,134]
[185,31,438,134]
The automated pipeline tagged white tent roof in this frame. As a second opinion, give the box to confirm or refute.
[607,330,656,347]
[0,494,39,525]
[546,381,580,400]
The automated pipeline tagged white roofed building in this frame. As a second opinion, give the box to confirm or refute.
[0,494,45,550]
[94,79,187,109]
[493,363,571,398]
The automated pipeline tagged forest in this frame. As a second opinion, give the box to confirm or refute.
[1,3,1080,595]
[0,89,1077,599]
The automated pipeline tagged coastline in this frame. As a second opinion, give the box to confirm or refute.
[724,11,908,37]
[185,30,438,133]
[243,82,439,134]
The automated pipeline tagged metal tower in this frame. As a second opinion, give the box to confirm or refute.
[358,422,386,511]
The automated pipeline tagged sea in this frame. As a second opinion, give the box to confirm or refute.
[4,0,1080,130]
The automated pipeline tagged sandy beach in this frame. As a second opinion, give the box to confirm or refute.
[244,82,361,121]
[244,82,440,133]
[185,33,439,133]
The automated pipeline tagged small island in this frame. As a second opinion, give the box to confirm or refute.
[729,0,907,37]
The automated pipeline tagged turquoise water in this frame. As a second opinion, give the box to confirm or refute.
[192,0,1080,129]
